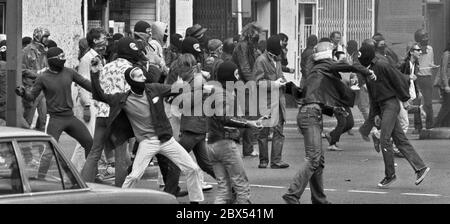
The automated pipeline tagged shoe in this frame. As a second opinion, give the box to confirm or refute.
[202,183,214,192]
[415,167,430,186]
[372,134,381,153]
[328,145,343,152]
[359,128,371,142]
[258,162,268,169]
[271,162,290,169]
[377,175,397,188]
[176,190,189,198]
[282,194,300,204]
[243,151,259,158]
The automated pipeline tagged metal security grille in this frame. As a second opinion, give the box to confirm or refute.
[317,0,374,45]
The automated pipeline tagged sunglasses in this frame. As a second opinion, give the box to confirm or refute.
[48,53,66,60]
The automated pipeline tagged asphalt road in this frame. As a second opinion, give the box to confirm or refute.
[58,108,450,204]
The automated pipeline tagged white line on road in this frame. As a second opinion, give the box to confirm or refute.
[348,190,389,194]
[401,193,442,197]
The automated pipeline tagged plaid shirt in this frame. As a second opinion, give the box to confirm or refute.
[95,58,132,118]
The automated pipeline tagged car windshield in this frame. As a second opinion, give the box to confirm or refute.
[17,141,81,193]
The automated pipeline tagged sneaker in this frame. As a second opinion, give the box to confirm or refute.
[328,145,343,152]
[415,167,430,186]
[202,183,214,192]
[377,175,397,188]
[271,162,290,169]
[258,162,268,169]
[324,133,332,145]
[243,151,259,158]
[372,134,381,153]
[282,194,300,204]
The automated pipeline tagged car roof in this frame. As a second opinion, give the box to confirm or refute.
[0,127,50,139]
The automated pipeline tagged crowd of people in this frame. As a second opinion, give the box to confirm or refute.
[0,19,449,204]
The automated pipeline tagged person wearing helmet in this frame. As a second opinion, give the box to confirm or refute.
[22,27,51,132]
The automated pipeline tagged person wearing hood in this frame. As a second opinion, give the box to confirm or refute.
[186,24,209,64]
[16,47,93,179]
[89,60,205,204]
[22,27,51,132]
[207,61,262,204]
[358,43,430,189]
[415,29,439,130]
[253,35,290,169]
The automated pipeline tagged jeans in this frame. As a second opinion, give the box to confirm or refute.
[379,98,427,178]
[178,131,215,178]
[40,115,93,178]
[123,137,204,202]
[81,117,118,182]
[241,128,257,156]
[285,105,328,204]
[416,76,434,129]
[208,140,251,204]
[23,92,47,131]
[258,121,285,165]
[330,107,354,145]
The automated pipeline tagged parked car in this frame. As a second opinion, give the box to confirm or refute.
[0,127,177,204]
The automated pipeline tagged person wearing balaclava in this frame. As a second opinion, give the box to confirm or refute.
[22,27,51,132]
[207,61,261,204]
[89,61,205,204]
[414,29,438,130]
[253,35,290,170]
[15,47,93,179]
[372,33,399,67]
[232,22,263,159]
[282,40,361,205]
[357,43,431,189]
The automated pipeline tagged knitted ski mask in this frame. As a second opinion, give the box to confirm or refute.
[358,44,376,67]
[47,47,66,72]
[125,67,146,95]
[117,37,145,64]
[266,35,282,60]
[217,61,239,87]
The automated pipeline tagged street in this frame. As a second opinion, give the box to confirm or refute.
[57,108,450,204]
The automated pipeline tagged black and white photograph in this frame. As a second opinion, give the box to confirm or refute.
[0,0,449,211]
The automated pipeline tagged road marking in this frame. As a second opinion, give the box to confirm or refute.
[401,193,442,197]
[348,190,388,194]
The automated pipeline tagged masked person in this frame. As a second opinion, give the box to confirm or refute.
[233,22,263,158]
[207,61,263,204]
[90,60,205,204]
[282,41,351,204]
[254,35,289,169]
[22,27,51,131]
[16,47,93,179]
[186,24,209,65]
[358,43,431,189]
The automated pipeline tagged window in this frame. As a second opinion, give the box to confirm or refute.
[0,142,23,195]
[17,141,81,193]
[0,3,4,34]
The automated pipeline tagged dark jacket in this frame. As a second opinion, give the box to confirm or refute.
[366,57,410,116]
[207,88,253,144]
[91,71,178,150]
[180,73,208,135]
[211,53,233,81]
[233,41,260,82]
[399,60,420,97]
[299,59,356,115]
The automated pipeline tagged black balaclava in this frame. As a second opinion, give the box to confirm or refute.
[47,47,66,72]
[181,37,202,60]
[117,37,145,64]
[266,35,282,59]
[358,44,376,68]
[0,40,6,61]
[217,61,239,87]
[125,67,145,95]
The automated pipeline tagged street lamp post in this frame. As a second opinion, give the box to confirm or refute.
[6,0,23,128]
